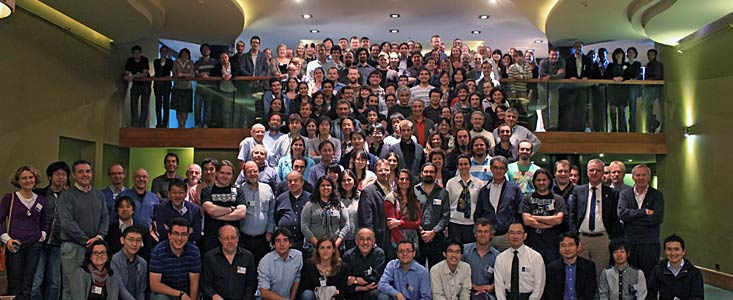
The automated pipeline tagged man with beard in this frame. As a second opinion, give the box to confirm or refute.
[386,120,425,182]
[414,163,450,268]
[469,135,494,182]
[358,159,392,251]
[520,168,568,264]
[507,140,541,196]
[488,125,518,164]
[552,160,575,201]
[491,108,541,155]
[446,129,471,175]
[151,153,184,201]
[356,48,376,85]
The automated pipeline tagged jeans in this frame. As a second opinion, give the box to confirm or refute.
[642,86,662,132]
[31,244,60,300]
[154,84,171,127]
[194,85,216,127]
[628,85,641,132]
[537,82,560,130]
[130,84,151,127]
[6,241,42,300]
[301,290,316,300]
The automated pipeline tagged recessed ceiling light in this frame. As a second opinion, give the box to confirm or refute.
[389,29,399,33]
[390,14,400,18]
[479,15,490,19]
[534,39,543,44]
[471,30,481,35]
[309,29,319,33]
[302,14,312,19]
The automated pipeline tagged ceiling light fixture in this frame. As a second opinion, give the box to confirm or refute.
[534,39,543,43]
[471,30,481,35]
[389,29,399,33]
[479,15,490,20]
[390,14,400,18]
[309,29,319,33]
[302,14,312,19]
[0,0,15,19]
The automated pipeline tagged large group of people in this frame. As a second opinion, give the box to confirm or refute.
[125,36,664,133]
[3,34,689,300]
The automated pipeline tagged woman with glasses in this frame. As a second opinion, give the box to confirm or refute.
[70,240,120,300]
[301,177,349,258]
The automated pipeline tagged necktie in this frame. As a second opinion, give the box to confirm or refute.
[459,180,472,218]
[511,250,519,300]
[618,269,624,300]
[589,187,597,232]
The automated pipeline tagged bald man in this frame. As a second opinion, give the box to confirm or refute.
[116,168,160,228]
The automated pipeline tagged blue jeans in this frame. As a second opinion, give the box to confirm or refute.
[301,290,316,300]
[31,244,60,300]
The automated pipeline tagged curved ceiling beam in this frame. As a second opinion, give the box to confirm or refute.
[640,0,676,28]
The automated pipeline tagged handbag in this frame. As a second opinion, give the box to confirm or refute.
[0,192,14,272]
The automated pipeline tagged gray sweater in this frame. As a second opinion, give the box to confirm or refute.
[58,186,109,245]
[70,267,120,300]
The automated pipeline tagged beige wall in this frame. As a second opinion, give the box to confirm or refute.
[658,29,733,272]
[0,10,123,190]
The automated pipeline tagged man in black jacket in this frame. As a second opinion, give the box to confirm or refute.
[357,159,391,254]
[647,234,704,300]
[562,41,593,131]
[545,233,597,300]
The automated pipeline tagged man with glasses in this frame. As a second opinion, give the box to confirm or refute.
[474,156,524,252]
[111,226,149,300]
[273,170,310,252]
[378,240,432,300]
[149,217,200,300]
[343,228,386,300]
[552,160,575,201]
[239,161,275,264]
[494,223,545,300]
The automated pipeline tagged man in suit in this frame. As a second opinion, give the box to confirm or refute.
[568,158,621,278]
[385,120,425,183]
[544,233,597,300]
[617,164,664,277]
[473,155,524,252]
[357,159,391,254]
[241,36,270,76]
[562,41,593,131]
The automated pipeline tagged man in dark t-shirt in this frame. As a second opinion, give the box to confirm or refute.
[520,169,568,265]
[199,160,247,254]
[124,45,151,128]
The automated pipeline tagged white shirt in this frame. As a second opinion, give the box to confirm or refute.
[580,183,605,234]
[494,245,545,300]
[446,175,484,225]
[633,185,648,209]
[489,180,504,211]
[430,260,472,300]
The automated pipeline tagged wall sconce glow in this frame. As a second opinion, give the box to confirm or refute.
[534,40,544,44]
[599,153,604,158]
[684,126,693,137]
[0,0,14,19]
[677,49,684,54]
[627,159,633,162]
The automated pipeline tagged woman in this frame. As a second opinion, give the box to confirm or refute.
[437,71,452,107]
[424,132,446,156]
[1,166,48,299]
[440,107,452,121]
[448,47,462,70]
[293,81,311,114]
[339,118,355,153]
[284,77,299,110]
[440,60,453,78]
[338,170,360,250]
[384,152,401,189]
[450,68,467,93]
[299,236,350,300]
[70,240,120,300]
[436,118,455,152]
[270,44,290,78]
[606,48,632,132]
[277,136,315,182]
[626,47,643,132]
[451,110,467,134]
[501,54,513,78]
[493,104,508,129]
[384,170,421,260]
[172,48,195,128]
[382,94,396,116]
[295,42,306,60]
[428,149,451,188]
[301,177,349,256]
[486,87,511,127]
[311,91,329,119]
[524,51,539,105]
[303,118,318,140]
[350,151,377,191]
[308,67,325,96]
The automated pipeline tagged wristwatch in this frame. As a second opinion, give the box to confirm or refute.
[230,206,236,212]
[179,290,184,298]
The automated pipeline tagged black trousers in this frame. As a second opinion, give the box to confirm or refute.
[239,233,269,265]
[628,242,660,278]
[448,223,475,244]
[153,84,171,127]
[6,241,41,300]
[130,85,151,127]
[416,236,445,270]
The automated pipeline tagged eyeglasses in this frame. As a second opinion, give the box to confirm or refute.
[92,251,107,257]
[170,232,189,238]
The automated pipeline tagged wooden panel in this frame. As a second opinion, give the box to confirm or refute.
[699,267,733,291]
[499,78,664,85]
[120,129,667,154]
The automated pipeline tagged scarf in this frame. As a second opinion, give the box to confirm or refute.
[88,264,108,286]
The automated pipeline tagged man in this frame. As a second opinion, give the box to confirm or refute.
[190,157,219,208]
[263,78,286,117]
[346,66,363,90]
[273,171,310,252]
[520,169,567,264]
[646,234,704,300]
[185,163,202,201]
[307,140,342,185]
[602,165,612,186]
[262,113,284,151]
[102,164,127,222]
[332,100,363,140]
[491,109,541,155]
[116,168,160,228]
[474,156,524,252]
[305,43,331,81]
[257,228,303,300]
[238,123,267,165]
[488,125,518,164]
[378,240,432,300]
[242,35,269,76]
[408,100,434,147]
[469,112,496,147]
[507,140,541,195]
[569,165,581,185]
[230,40,246,67]
[237,144,278,192]
[405,52,424,85]
[568,159,622,278]
[349,36,360,51]
[194,43,218,128]
[598,239,647,300]
[358,159,392,251]
[617,164,664,277]
[356,48,377,85]
[537,48,566,131]
[410,69,434,104]
[468,136,494,182]
[124,45,151,128]
[153,178,202,243]
[270,114,307,166]
[552,160,575,201]
[32,161,69,300]
[494,223,545,300]
[201,225,257,300]
[608,161,632,193]
[152,45,172,128]
[111,226,149,300]
[462,219,502,300]
[151,153,184,201]
[445,129,471,175]
[446,155,485,244]
[590,48,610,132]
[642,49,664,133]
[430,240,472,300]
[562,41,593,131]
[239,161,276,263]
[149,217,201,300]
[414,163,451,268]
[200,160,247,254]
[339,131,378,171]
[105,196,152,259]
[427,35,448,62]
[424,89,443,124]
[344,228,387,300]
[375,52,399,88]
[58,160,109,300]
[275,157,314,196]
[543,233,597,300]
[388,87,413,118]
[386,120,425,181]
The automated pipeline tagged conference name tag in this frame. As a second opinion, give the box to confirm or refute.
[91,286,103,294]
[237,266,247,274]
[433,199,442,205]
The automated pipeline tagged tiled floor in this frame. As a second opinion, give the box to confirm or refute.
[705,284,733,300]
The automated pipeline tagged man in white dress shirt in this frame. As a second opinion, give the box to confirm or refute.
[494,223,545,300]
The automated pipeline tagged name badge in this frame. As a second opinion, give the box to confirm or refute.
[407,284,415,292]
[35,204,43,212]
[91,286,103,294]
[522,266,528,272]
[330,210,339,217]
[547,203,555,211]
[180,206,188,215]
[248,200,256,207]
[237,266,247,274]
[432,198,442,205]
[484,265,494,273]
[366,267,372,276]
[319,277,327,287]
[231,187,238,195]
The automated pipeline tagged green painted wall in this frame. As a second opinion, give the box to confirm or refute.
[129,148,194,189]
[658,29,733,272]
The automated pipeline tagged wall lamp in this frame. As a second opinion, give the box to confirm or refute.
[0,0,15,19]
[684,126,693,137]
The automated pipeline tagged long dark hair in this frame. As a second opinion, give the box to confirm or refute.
[290,136,307,158]
[310,176,341,206]
[311,235,342,276]
[396,169,419,221]
[82,240,113,274]
[350,150,370,182]
[339,169,358,199]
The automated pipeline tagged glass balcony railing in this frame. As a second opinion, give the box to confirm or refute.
[497,78,664,133]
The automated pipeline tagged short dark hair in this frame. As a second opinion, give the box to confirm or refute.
[429,88,443,98]
[122,226,144,238]
[647,49,658,55]
[609,238,630,254]
[72,160,92,172]
[558,232,579,245]
[131,45,142,52]
[164,153,179,165]
[456,154,472,165]
[46,161,71,180]
[168,217,191,230]
[397,239,415,251]
[201,157,219,168]
[271,227,293,246]
[114,195,136,211]
[663,233,685,250]
[200,43,210,52]
[250,35,261,43]
[269,77,280,87]
[444,239,463,254]
[168,178,187,192]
